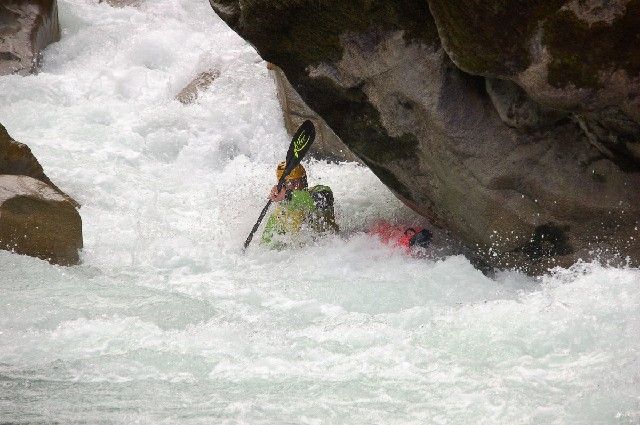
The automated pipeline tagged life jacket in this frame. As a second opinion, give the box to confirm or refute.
[261,185,338,248]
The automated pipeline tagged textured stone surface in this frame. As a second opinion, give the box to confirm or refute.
[2,123,54,186]
[427,0,640,169]
[99,0,142,7]
[485,78,569,131]
[268,63,360,163]
[0,122,76,204]
[176,69,221,105]
[0,0,60,75]
[0,175,82,266]
[208,0,640,273]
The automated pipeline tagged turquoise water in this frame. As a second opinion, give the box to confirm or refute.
[0,0,639,423]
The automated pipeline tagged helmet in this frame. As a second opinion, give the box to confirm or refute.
[276,161,306,181]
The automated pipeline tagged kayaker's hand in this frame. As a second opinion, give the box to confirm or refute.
[269,185,287,202]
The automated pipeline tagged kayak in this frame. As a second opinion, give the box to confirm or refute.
[368,220,432,252]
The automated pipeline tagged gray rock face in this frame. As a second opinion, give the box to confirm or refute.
[0,0,60,76]
[485,78,569,131]
[208,0,640,273]
[268,63,360,163]
[427,0,640,171]
[0,175,82,266]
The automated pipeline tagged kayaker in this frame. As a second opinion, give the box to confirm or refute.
[261,161,338,247]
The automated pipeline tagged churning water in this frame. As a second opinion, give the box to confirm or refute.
[0,0,639,423]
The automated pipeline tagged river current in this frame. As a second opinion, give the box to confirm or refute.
[1,1,639,423]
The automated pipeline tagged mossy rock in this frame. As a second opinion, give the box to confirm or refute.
[426,0,640,89]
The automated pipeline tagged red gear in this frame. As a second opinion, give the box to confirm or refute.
[369,221,425,252]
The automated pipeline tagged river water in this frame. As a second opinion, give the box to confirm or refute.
[1,0,639,423]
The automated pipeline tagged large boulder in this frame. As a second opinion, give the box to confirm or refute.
[2,123,58,190]
[427,0,640,168]
[0,124,82,265]
[0,123,76,205]
[0,0,60,76]
[268,63,360,163]
[0,175,82,266]
[208,0,640,274]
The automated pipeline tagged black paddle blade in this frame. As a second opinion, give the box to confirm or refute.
[282,120,315,180]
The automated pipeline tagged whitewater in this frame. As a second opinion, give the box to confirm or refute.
[0,0,639,423]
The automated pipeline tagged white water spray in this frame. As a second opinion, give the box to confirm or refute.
[0,1,639,423]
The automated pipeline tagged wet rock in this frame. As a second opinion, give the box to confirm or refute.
[2,123,55,186]
[0,123,75,204]
[98,0,142,7]
[0,0,60,75]
[268,63,360,163]
[0,175,82,266]
[0,123,82,264]
[485,78,568,131]
[208,0,640,274]
[427,0,640,160]
[176,69,220,104]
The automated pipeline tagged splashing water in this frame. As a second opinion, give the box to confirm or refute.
[0,1,639,423]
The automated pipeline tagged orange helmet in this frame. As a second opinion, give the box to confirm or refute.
[276,161,306,181]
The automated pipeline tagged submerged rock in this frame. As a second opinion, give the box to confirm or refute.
[98,0,142,7]
[0,175,82,266]
[0,0,60,75]
[208,0,640,274]
[176,69,221,104]
[268,63,360,163]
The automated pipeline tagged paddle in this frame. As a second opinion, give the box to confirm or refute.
[243,120,316,250]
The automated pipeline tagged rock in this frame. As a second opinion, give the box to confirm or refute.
[268,63,360,163]
[98,0,142,7]
[208,0,640,274]
[175,69,220,104]
[427,0,640,167]
[2,123,56,187]
[485,78,569,131]
[0,175,82,266]
[0,0,60,76]
[0,123,82,264]
[0,122,77,206]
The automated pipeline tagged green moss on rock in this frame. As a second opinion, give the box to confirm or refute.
[427,0,640,88]
[427,0,564,76]
[543,1,640,89]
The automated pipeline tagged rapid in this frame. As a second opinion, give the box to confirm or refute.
[0,0,639,423]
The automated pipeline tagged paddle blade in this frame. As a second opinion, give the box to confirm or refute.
[282,120,315,179]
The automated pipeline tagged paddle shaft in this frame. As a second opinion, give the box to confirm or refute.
[242,200,273,249]
[242,177,285,250]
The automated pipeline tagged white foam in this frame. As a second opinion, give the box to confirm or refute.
[0,0,639,423]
